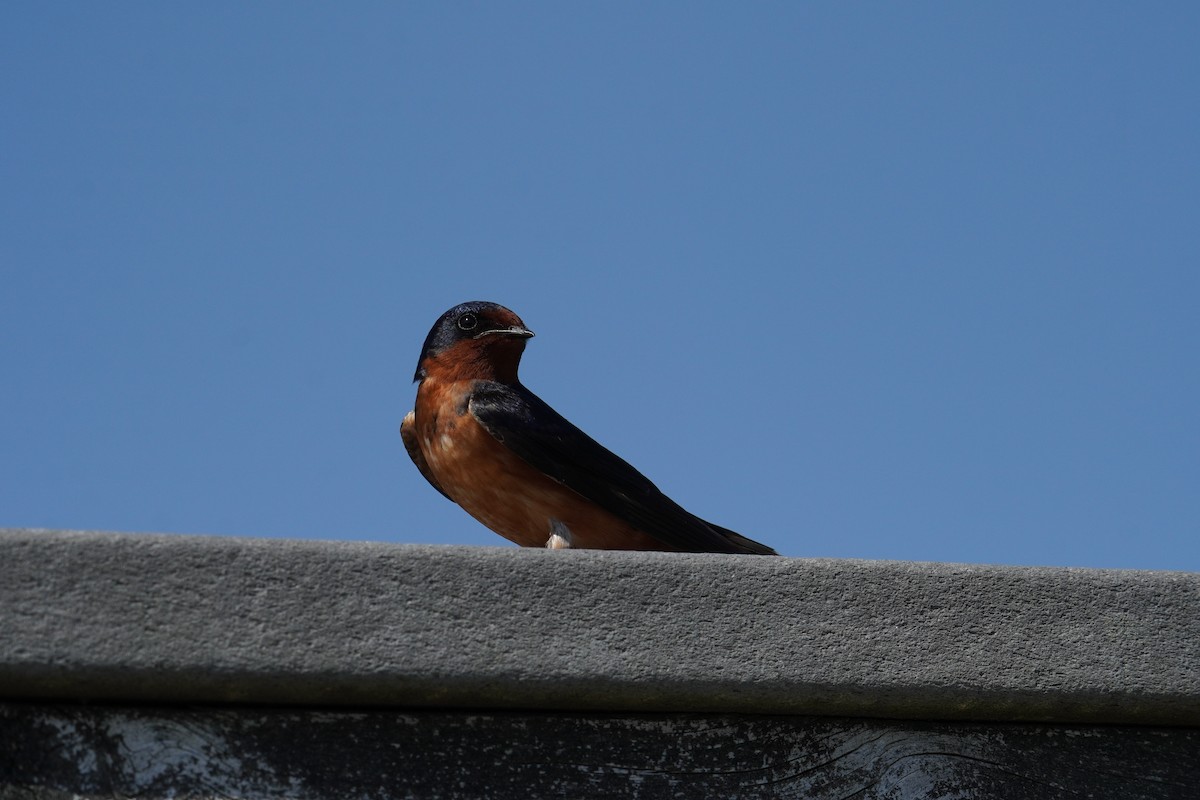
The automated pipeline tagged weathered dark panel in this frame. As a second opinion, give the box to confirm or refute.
[2,703,1196,799]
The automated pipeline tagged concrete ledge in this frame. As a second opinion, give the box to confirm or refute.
[2,528,1198,725]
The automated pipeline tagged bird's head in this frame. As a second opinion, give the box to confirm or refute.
[413,301,535,383]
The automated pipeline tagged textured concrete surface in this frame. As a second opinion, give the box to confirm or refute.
[1,528,1198,724]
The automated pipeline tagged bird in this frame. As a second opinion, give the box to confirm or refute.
[400,301,777,555]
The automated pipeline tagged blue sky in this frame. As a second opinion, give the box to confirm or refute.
[2,4,1197,570]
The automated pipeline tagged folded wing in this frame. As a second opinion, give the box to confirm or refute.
[467,382,776,555]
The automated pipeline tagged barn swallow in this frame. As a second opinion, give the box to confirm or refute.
[401,301,776,555]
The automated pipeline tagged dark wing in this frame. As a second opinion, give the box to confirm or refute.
[400,411,453,501]
[468,382,776,555]
[705,520,779,556]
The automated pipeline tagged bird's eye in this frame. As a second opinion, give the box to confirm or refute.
[457,312,478,331]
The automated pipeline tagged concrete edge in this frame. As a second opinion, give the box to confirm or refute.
[2,528,1198,725]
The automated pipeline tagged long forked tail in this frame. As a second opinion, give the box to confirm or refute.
[706,521,779,555]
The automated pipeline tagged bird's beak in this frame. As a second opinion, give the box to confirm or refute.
[475,325,535,340]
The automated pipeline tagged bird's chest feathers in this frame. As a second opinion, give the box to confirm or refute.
[411,377,673,550]
[413,380,520,501]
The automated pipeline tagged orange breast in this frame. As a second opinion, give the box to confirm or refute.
[414,379,673,551]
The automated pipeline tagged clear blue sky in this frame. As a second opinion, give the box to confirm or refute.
[2,4,1197,570]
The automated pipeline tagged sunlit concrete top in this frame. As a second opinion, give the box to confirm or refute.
[2,528,1197,725]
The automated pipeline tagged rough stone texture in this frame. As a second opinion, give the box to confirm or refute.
[2,528,1199,725]
[2,703,1197,799]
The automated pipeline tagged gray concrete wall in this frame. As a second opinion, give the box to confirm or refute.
[2,528,1199,799]
[3,528,1198,724]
